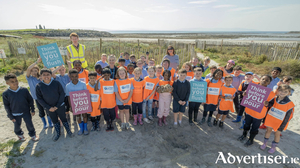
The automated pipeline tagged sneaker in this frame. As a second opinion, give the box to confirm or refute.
[31,135,39,142]
[143,118,150,123]
[198,118,206,125]
[178,122,182,127]
[219,121,224,128]
[213,119,218,126]
[148,116,154,120]
[17,135,26,141]
[121,123,126,129]
[125,123,130,129]
[189,122,194,126]
[78,130,83,135]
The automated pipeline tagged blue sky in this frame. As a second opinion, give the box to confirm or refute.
[1,0,299,31]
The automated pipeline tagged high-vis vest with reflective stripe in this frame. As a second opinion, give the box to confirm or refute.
[143,76,160,100]
[219,86,236,112]
[186,71,194,81]
[67,44,88,68]
[131,78,145,103]
[264,97,294,132]
[78,69,89,84]
[86,84,101,117]
[115,79,132,105]
[99,79,116,109]
[205,78,223,105]
[245,91,276,119]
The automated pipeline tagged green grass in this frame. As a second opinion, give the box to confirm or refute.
[32,149,45,157]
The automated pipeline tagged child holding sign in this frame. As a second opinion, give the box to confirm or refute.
[95,68,116,132]
[114,67,134,130]
[26,58,53,129]
[260,84,294,154]
[87,72,101,131]
[3,74,39,142]
[131,67,145,126]
[238,75,275,147]
[188,68,205,125]
[157,70,173,126]
[143,66,160,123]
[213,75,236,128]
[36,69,73,141]
[73,60,89,84]
[182,62,194,81]
[200,69,223,127]
[66,69,88,135]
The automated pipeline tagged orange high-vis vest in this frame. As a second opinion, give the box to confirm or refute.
[99,79,116,109]
[219,85,237,112]
[264,97,294,132]
[186,71,194,81]
[97,74,102,80]
[115,79,133,105]
[131,78,145,103]
[245,91,276,119]
[205,78,223,105]
[78,69,89,84]
[238,80,259,91]
[86,83,101,117]
[219,68,234,77]
[143,76,160,100]
[154,80,174,100]
[162,67,176,81]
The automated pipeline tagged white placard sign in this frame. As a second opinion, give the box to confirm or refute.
[59,47,68,55]
[0,49,6,58]
[17,48,26,54]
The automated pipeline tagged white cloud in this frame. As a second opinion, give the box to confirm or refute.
[188,0,216,5]
[138,6,179,13]
[213,5,236,8]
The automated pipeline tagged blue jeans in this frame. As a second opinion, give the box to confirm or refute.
[142,99,153,118]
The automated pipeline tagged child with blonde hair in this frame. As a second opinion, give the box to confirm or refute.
[182,62,194,81]
[131,67,145,125]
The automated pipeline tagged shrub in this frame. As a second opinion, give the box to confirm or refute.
[206,48,218,53]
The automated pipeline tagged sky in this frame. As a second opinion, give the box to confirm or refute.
[1,0,300,31]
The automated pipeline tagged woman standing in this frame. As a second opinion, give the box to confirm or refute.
[161,45,179,71]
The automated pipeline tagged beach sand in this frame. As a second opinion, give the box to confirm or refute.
[0,56,299,168]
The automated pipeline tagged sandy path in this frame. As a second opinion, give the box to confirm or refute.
[0,58,299,167]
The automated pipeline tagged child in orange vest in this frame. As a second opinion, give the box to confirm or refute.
[152,65,164,118]
[143,66,160,123]
[114,67,134,130]
[213,75,236,128]
[131,67,145,125]
[86,72,102,131]
[199,69,223,127]
[219,60,235,77]
[157,69,173,126]
[95,68,116,132]
[260,84,294,154]
[94,64,102,80]
[162,58,176,81]
[238,75,275,147]
[73,60,89,84]
[182,62,194,81]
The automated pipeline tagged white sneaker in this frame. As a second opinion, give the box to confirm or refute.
[17,135,26,141]
[148,116,154,120]
[121,123,126,129]
[125,123,130,129]
[143,118,150,123]
[31,135,39,141]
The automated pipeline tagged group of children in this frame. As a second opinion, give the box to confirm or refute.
[2,50,295,154]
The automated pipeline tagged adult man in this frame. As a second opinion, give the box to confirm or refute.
[66,33,88,68]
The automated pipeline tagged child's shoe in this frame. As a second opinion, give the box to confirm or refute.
[162,116,168,125]
[207,117,213,127]
[268,141,278,154]
[259,124,267,129]
[31,135,39,142]
[110,123,115,131]
[199,118,206,125]
[143,118,150,123]
[148,116,154,120]
[121,123,126,129]
[47,116,54,128]
[138,114,143,125]
[91,122,97,132]
[219,121,224,128]
[96,120,101,131]
[213,119,218,126]
[78,122,84,135]
[260,138,269,150]
[83,123,89,135]
[106,124,111,132]
[17,135,26,141]
[158,118,163,126]
[125,123,130,130]
[133,115,138,126]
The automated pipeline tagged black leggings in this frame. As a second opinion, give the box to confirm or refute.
[203,111,214,118]
[244,114,261,134]
[132,102,143,115]
[47,105,67,124]
[14,112,36,137]
[35,100,48,118]
[91,116,101,122]
[103,108,116,122]
[238,105,246,116]
[188,102,201,122]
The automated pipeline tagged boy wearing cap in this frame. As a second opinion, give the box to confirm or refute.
[232,72,258,125]
[231,66,245,114]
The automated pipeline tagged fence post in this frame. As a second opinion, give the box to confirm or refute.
[99,38,102,54]
[203,41,206,50]
[220,39,223,52]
